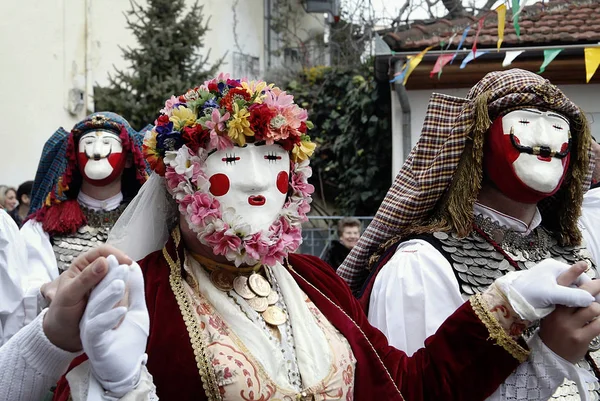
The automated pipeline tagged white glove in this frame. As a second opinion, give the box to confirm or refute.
[80,255,150,397]
[495,259,595,321]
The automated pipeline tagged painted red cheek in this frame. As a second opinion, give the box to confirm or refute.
[277,171,289,194]
[209,174,230,196]
[503,133,520,164]
[107,152,125,169]
[560,142,569,153]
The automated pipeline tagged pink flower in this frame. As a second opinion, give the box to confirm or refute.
[262,239,287,266]
[244,232,270,261]
[205,229,242,257]
[204,109,230,137]
[291,171,314,198]
[188,192,221,226]
[264,89,294,109]
[165,166,187,191]
[209,130,233,151]
[160,95,179,115]
[177,193,195,214]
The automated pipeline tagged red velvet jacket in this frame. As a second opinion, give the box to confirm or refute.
[54,234,524,401]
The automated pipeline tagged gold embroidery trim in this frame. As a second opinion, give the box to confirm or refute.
[470,293,530,363]
[163,227,222,401]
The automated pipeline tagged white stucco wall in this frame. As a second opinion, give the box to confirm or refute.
[391,84,600,175]
[0,0,268,188]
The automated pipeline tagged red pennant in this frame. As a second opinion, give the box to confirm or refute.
[430,54,454,78]
[472,18,485,56]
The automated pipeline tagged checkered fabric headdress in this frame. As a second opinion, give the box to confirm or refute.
[338,69,594,293]
[30,112,151,216]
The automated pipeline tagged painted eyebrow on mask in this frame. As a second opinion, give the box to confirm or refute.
[520,109,569,124]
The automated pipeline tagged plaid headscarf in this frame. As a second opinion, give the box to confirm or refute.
[338,69,594,293]
[30,112,151,216]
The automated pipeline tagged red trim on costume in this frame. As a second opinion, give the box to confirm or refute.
[40,199,87,236]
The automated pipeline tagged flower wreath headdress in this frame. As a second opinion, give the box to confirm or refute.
[143,73,316,267]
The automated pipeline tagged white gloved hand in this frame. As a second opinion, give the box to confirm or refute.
[495,259,595,321]
[80,255,150,397]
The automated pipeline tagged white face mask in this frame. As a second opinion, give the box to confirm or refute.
[78,131,125,182]
[502,109,570,193]
[203,143,290,233]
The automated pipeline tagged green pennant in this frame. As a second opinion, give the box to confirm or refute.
[538,49,563,73]
[512,0,521,38]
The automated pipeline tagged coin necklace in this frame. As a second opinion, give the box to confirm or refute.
[192,251,288,326]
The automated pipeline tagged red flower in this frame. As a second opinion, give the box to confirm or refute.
[208,81,218,92]
[221,88,251,113]
[156,114,170,126]
[178,95,186,102]
[277,135,301,152]
[248,103,277,141]
[182,125,210,153]
[298,121,308,134]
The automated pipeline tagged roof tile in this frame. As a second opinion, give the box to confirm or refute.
[380,0,600,51]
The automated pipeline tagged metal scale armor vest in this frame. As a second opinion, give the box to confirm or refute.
[51,203,127,273]
[418,214,600,401]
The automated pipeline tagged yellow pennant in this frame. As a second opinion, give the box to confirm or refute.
[403,46,435,85]
[496,4,506,51]
[584,47,600,83]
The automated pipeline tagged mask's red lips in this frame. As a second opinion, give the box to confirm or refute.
[248,195,266,206]
[537,155,552,162]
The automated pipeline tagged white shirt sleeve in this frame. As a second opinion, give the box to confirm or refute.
[0,210,38,346]
[368,239,464,356]
[20,219,59,289]
[368,238,571,400]
[580,187,600,265]
[0,309,80,401]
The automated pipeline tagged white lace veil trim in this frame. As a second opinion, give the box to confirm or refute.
[107,173,178,261]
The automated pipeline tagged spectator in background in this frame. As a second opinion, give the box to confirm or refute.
[0,186,7,210]
[2,187,17,212]
[9,181,33,228]
[324,217,362,270]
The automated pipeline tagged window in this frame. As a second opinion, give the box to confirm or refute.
[233,52,260,80]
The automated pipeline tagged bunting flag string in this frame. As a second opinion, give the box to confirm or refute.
[390,61,409,83]
[451,27,470,63]
[502,50,524,67]
[584,47,600,83]
[402,45,435,85]
[430,54,454,78]
[538,48,563,73]
[496,4,507,51]
[512,0,521,38]
[461,50,489,69]
[471,18,485,56]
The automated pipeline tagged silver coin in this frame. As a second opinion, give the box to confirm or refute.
[248,273,271,297]
[247,296,268,312]
[461,283,475,295]
[433,232,449,240]
[453,263,468,273]
[497,259,511,271]
[463,242,474,250]
[266,290,279,305]
[469,266,483,276]
[451,254,466,263]
[474,257,488,266]
[442,246,458,253]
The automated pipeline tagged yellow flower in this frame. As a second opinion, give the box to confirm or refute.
[291,140,316,162]
[169,106,196,130]
[227,103,254,146]
[241,81,275,104]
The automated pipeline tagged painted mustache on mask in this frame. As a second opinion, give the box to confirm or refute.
[509,131,571,159]
[85,147,113,161]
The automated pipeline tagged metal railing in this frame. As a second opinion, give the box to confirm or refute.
[299,215,373,258]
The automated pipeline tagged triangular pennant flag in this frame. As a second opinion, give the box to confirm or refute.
[502,50,524,67]
[445,33,457,50]
[390,61,409,83]
[496,4,507,51]
[451,27,471,63]
[460,50,489,69]
[538,49,563,74]
[512,0,521,38]
[584,48,600,83]
[403,46,435,85]
[430,54,454,78]
[472,18,485,56]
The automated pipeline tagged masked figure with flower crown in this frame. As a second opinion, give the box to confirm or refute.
[51,74,600,401]
[13,113,148,321]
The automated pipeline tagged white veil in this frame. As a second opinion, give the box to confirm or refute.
[107,173,178,261]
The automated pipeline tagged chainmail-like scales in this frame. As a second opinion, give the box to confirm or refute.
[52,204,127,273]
[429,216,600,400]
